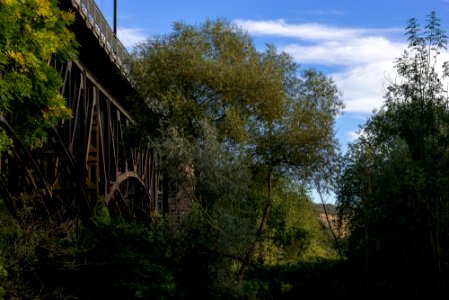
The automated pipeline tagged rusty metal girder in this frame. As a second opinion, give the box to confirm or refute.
[0,60,160,222]
[0,0,161,222]
[0,115,88,223]
[57,59,161,218]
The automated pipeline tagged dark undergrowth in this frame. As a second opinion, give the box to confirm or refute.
[2,199,449,299]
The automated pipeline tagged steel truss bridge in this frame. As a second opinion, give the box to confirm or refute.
[0,0,166,223]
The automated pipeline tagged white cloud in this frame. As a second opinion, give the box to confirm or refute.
[234,19,407,113]
[332,62,395,112]
[283,37,404,66]
[117,27,147,48]
[234,19,362,40]
[233,19,400,42]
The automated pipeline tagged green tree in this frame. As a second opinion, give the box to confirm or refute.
[129,19,285,143]
[238,60,343,282]
[260,178,337,264]
[0,0,76,151]
[130,18,343,286]
[337,11,449,293]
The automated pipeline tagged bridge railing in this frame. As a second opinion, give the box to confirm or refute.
[71,0,131,77]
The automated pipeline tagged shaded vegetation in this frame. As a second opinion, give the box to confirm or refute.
[337,10,449,297]
[0,198,338,299]
[3,1,449,299]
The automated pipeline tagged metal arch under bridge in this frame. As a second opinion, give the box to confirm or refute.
[0,0,165,222]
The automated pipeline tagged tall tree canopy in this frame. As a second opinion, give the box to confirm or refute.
[0,0,76,151]
[130,19,343,283]
[337,11,449,293]
[130,19,342,184]
[130,19,278,142]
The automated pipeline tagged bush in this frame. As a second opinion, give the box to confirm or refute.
[0,264,6,300]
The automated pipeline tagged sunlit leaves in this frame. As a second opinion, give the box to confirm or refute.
[130,19,287,143]
[0,0,76,150]
[251,67,343,182]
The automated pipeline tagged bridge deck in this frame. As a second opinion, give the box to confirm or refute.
[71,0,130,78]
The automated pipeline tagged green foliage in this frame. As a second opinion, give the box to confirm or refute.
[0,128,11,154]
[0,192,338,299]
[74,204,251,299]
[241,60,342,281]
[245,259,354,299]
[144,121,256,296]
[130,19,261,142]
[0,0,76,151]
[0,197,80,299]
[250,66,343,177]
[337,11,449,293]
[75,217,177,298]
[0,264,5,300]
[130,17,343,285]
[0,14,342,299]
[262,180,337,264]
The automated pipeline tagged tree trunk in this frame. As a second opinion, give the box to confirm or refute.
[237,167,273,284]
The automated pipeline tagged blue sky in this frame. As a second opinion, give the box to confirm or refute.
[94,0,449,202]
